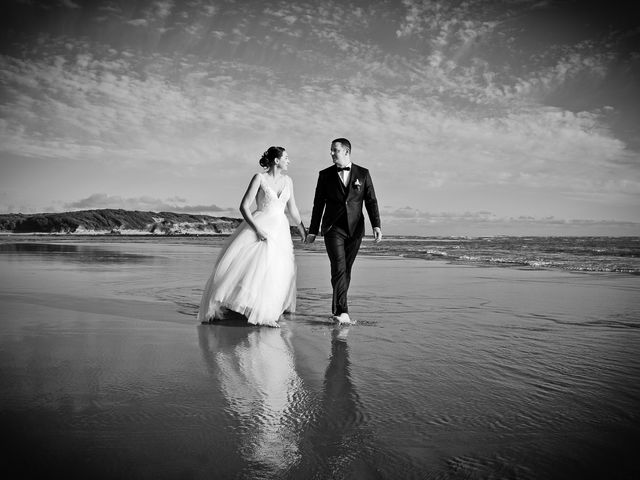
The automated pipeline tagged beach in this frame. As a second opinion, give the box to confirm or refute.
[1,237,639,479]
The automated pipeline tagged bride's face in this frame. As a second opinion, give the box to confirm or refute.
[277,151,290,171]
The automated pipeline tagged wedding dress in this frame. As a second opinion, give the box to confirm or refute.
[197,173,296,327]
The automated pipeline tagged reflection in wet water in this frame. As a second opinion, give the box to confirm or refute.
[284,327,379,479]
[0,243,154,264]
[198,325,305,473]
[198,324,381,478]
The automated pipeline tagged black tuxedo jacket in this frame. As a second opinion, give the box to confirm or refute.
[309,163,380,238]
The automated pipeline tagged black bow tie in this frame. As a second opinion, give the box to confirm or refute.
[337,166,351,172]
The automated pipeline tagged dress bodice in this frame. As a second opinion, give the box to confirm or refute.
[256,173,290,213]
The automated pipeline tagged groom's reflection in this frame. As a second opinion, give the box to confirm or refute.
[286,326,376,479]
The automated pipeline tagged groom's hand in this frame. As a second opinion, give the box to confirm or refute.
[373,227,382,243]
[305,234,316,244]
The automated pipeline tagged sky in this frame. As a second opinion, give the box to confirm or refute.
[1,0,639,236]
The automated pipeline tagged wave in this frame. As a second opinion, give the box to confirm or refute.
[359,236,640,275]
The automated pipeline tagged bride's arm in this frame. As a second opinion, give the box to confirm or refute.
[286,177,307,241]
[240,174,267,241]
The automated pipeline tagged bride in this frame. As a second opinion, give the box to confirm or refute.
[197,146,307,327]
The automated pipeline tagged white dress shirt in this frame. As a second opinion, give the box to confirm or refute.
[338,162,352,186]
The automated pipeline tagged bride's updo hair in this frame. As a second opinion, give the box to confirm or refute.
[259,146,286,168]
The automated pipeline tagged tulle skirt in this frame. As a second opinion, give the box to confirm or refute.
[197,209,296,327]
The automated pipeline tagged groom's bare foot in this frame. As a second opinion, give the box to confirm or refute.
[332,313,352,324]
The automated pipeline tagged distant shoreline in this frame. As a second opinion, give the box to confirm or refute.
[1,232,638,239]
[0,232,233,237]
[0,209,242,235]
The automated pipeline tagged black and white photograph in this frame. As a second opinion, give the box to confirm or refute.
[1,0,639,478]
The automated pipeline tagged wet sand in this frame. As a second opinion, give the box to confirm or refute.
[0,239,639,479]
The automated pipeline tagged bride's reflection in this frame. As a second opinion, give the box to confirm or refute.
[198,324,305,471]
[198,323,371,477]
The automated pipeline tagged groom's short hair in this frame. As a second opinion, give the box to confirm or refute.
[332,137,351,154]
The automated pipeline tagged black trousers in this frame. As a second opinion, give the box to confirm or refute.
[324,225,363,316]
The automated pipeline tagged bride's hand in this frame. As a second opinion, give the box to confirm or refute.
[255,229,268,242]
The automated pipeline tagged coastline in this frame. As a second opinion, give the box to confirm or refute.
[0,231,234,237]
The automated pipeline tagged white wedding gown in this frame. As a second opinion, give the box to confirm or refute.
[197,173,297,327]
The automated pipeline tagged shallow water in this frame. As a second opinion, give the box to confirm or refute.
[0,239,639,479]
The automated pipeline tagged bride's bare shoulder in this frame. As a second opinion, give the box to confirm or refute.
[248,172,263,187]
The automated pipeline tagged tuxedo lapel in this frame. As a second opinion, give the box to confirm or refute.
[345,164,360,199]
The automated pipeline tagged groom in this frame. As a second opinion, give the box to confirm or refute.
[306,138,382,324]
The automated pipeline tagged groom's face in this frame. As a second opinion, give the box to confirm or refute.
[330,142,349,167]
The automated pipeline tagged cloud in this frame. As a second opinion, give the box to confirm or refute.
[396,0,499,45]
[152,0,173,19]
[389,0,636,119]
[1,0,637,229]
[60,0,81,8]
[0,51,238,168]
[127,19,148,27]
[1,43,636,202]
[202,4,217,17]
[64,193,228,214]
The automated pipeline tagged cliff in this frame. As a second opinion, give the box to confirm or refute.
[0,209,243,235]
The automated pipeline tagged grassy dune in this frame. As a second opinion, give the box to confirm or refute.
[0,209,242,234]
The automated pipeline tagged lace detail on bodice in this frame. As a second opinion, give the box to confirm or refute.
[256,173,290,212]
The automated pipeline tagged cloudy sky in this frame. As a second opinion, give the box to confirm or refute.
[1,0,639,236]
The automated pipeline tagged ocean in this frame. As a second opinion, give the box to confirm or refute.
[0,235,638,479]
[357,235,640,274]
[3,234,639,275]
